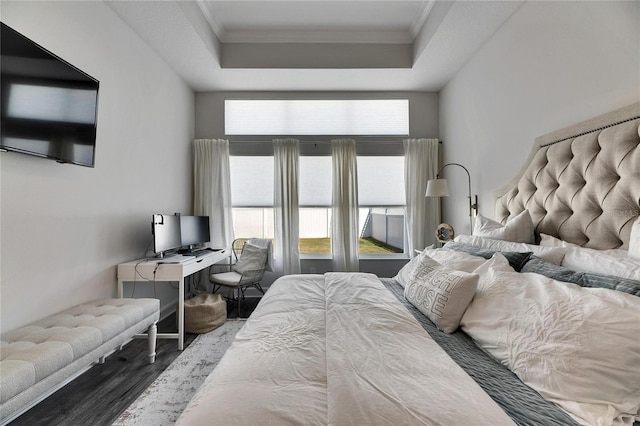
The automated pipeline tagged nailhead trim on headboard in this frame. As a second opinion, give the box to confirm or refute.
[541,116,639,148]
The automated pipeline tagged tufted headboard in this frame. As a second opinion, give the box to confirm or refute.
[495,102,640,250]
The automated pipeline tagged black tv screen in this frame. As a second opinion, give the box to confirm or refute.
[0,22,99,167]
[180,216,211,248]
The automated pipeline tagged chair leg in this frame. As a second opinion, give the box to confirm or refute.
[237,288,241,318]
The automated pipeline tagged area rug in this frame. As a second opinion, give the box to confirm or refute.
[112,319,246,426]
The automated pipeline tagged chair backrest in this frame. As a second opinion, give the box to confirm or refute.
[232,238,247,261]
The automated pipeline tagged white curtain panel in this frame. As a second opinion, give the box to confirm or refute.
[193,139,234,249]
[331,139,360,272]
[273,138,301,275]
[403,138,440,256]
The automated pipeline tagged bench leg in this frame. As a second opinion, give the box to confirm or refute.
[147,322,157,364]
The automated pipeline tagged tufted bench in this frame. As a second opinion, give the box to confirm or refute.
[0,298,159,424]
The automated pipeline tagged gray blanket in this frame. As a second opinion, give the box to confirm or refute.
[380,277,580,426]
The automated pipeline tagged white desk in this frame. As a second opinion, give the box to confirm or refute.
[117,248,230,350]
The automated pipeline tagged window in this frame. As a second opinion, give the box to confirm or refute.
[295,156,406,255]
[299,156,331,254]
[357,157,405,254]
[230,155,407,255]
[225,99,409,136]
[230,156,274,239]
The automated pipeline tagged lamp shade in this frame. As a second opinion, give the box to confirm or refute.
[425,179,450,197]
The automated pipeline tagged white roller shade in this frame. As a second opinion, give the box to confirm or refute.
[225,99,409,136]
[358,156,405,206]
[231,155,405,208]
[230,156,273,207]
[299,156,331,206]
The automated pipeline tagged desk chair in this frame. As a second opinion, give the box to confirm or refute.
[210,238,271,317]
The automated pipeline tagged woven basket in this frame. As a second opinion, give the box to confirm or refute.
[182,293,227,334]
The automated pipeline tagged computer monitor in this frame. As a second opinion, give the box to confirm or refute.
[152,214,182,257]
[180,216,211,250]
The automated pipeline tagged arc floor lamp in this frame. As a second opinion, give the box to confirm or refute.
[425,163,478,232]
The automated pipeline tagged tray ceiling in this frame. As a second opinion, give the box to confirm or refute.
[106,0,523,91]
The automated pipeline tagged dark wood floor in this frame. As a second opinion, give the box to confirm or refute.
[9,297,260,426]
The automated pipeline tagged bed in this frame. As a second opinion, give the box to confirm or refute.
[177,103,640,426]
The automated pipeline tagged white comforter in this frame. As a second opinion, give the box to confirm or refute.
[177,273,515,425]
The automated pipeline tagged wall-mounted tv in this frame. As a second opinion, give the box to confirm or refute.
[0,22,99,167]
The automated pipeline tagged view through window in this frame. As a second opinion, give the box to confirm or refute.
[230,156,405,255]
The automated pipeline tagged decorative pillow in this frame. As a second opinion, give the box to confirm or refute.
[539,234,640,280]
[522,256,640,297]
[461,258,640,426]
[394,247,484,287]
[404,254,479,333]
[443,241,532,272]
[628,217,640,259]
[454,234,567,265]
[473,210,535,244]
[394,255,422,288]
[233,243,268,274]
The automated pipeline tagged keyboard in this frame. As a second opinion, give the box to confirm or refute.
[156,254,195,263]
[185,248,222,257]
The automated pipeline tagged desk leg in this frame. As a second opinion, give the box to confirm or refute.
[118,279,124,298]
[178,278,184,350]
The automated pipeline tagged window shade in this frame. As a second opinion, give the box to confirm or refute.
[231,156,405,207]
[358,157,405,206]
[298,156,405,207]
[230,157,273,207]
[225,99,409,136]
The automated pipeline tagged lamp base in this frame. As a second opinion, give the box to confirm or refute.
[435,223,455,244]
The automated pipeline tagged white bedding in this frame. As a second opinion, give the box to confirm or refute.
[177,273,515,425]
[461,255,640,426]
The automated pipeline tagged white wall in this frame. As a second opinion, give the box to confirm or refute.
[1,1,195,332]
[439,0,640,235]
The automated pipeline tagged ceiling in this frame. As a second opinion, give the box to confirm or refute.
[106,0,523,92]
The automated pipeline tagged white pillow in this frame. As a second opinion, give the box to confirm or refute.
[461,255,640,426]
[627,217,640,259]
[540,233,640,280]
[473,210,535,244]
[454,234,567,265]
[394,255,422,288]
[422,248,488,273]
[404,254,479,333]
[233,243,268,274]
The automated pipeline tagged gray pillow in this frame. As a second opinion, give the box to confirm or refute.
[233,243,268,274]
[521,256,640,297]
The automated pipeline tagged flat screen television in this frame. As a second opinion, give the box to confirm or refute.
[0,22,99,167]
[180,216,211,251]
[152,214,182,258]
